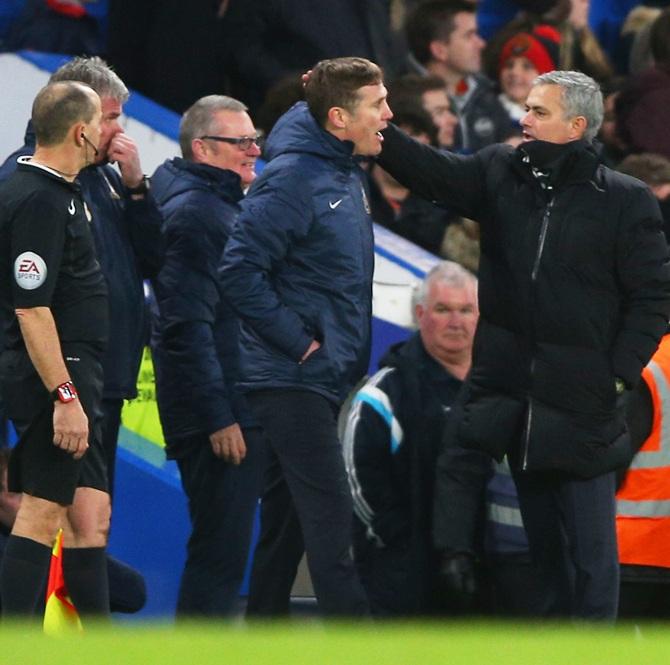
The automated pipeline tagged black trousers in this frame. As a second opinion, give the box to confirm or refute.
[484,552,548,618]
[175,427,264,617]
[246,389,369,617]
[511,465,619,620]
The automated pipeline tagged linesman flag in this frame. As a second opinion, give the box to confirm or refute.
[43,528,83,635]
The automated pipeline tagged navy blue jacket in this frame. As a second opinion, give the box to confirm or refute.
[151,158,254,455]
[0,122,163,400]
[220,102,374,403]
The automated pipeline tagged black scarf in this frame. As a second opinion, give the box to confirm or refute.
[520,139,592,190]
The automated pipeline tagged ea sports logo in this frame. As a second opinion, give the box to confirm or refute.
[14,251,47,290]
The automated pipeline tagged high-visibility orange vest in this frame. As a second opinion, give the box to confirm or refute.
[616,334,670,568]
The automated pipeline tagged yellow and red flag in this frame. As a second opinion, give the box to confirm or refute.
[43,528,83,636]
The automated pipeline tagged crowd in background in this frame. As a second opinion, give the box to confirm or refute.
[5,0,667,265]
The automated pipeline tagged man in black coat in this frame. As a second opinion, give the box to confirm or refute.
[377,69,670,619]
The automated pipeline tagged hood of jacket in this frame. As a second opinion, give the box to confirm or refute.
[151,157,244,208]
[264,101,357,169]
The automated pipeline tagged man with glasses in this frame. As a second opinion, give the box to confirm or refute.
[150,95,264,617]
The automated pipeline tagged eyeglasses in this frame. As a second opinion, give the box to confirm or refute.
[199,134,263,150]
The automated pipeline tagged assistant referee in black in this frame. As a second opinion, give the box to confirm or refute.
[0,81,111,619]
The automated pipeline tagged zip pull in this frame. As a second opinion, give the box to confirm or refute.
[531,198,555,281]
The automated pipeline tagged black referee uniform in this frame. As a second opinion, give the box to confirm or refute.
[0,158,109,505]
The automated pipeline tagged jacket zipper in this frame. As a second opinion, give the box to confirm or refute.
[523,197,554,469]
[522,385,533,471]
[531,197,554,280]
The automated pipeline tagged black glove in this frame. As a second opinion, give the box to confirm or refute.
[437,552,478,612]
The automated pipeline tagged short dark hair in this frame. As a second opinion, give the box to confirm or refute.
[406,0,476,66]
[388,74,449,109]
[32,81,98,147]
[392,102,439,146]
[618,153,670,186]
[650,7,670,67]
[305,57,383,126]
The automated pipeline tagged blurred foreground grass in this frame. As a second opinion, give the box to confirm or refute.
[1,620,667,665]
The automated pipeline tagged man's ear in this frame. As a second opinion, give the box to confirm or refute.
[571,115,588,140]
[415,303,425,325]
[73,122,86,147]
[191,137,207,161]
[429,38,449,63]
[327,106,348,130]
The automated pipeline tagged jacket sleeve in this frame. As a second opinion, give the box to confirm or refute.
[342,372,411,547]
[103,166,164,279]
[612,184,670,387]
[377,123,490,220]
[123,189,164,279]
[156,206,235,434]
[433,409,492,556]
[219,175,314,361]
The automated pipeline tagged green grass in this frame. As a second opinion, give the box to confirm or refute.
[2,621,669,665]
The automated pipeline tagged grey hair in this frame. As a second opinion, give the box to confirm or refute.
[412,260,478,310]
[179,95,248,159]
[532,70,604,142]
[50,56,128,104]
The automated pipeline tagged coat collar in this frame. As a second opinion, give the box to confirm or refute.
[513,138,601,190]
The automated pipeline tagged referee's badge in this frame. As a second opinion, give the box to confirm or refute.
[14,251,47,290]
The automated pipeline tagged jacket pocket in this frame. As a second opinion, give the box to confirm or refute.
[526,399,634,478]
[298,337,337,389]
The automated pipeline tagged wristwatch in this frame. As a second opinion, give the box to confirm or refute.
[51,381,78,404]
[127,175,150,199]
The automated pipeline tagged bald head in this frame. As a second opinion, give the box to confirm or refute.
[32,81,100,147]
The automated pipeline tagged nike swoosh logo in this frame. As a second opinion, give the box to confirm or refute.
[68,200,76,215]
[329,199,343,210]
